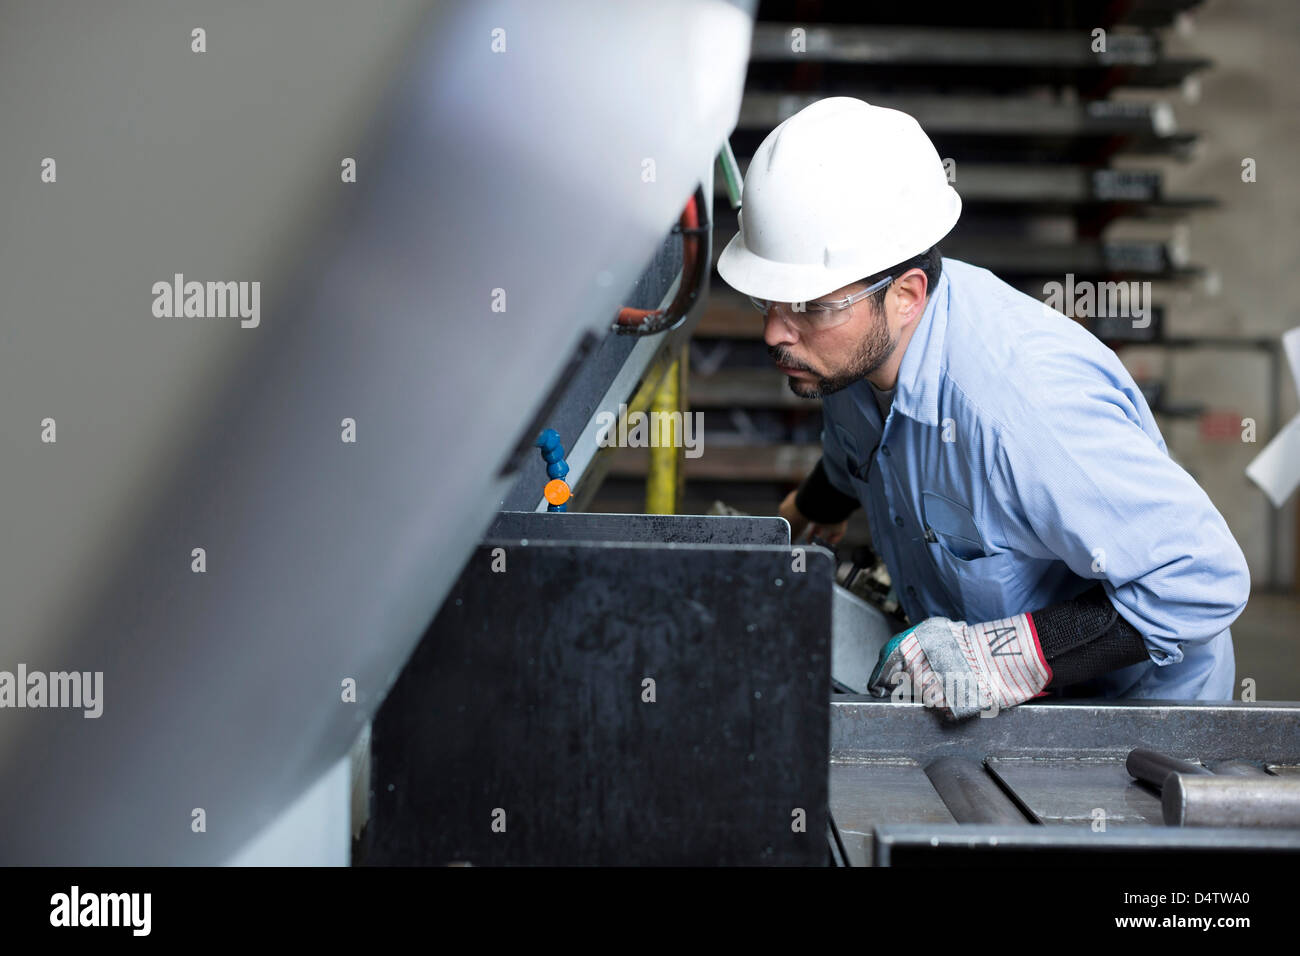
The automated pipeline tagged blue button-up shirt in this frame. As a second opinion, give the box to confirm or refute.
[821,258,1248,700]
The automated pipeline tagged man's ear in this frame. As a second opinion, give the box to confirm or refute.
[895,268,928,321]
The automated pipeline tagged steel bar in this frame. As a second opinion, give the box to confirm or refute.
[873,823,1300,866]
[831,699,1300,764]
[1164,774,1300,827]
[1207,759,1272,777]
[1126,748,1213,788]
[924,757,1033,825]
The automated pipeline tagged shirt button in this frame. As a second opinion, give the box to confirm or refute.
[906,586,918,599]
[881,445,890,457]
[893,515,904,527]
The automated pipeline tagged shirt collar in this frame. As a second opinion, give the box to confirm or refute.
[890,267,950,428]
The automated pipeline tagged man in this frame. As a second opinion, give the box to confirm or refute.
[717,97,1249,720]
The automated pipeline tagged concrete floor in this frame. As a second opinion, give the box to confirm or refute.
[1231,590,1300,701]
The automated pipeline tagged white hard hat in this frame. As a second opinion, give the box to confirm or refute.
[717,97,961,303]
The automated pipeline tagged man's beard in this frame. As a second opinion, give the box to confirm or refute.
[768,310,897,399]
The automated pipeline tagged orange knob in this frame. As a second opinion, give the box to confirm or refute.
[544,479,571,506]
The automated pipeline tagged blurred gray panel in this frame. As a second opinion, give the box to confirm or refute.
[0,0,752,863]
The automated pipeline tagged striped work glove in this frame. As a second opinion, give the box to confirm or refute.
[867,614,1051,720]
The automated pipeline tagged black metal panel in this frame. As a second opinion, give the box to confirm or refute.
[363,540,834,865]
[486,510,790,545]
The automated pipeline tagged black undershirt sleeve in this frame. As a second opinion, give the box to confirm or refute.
[794,458,861,525]
[1029,583,1151,688]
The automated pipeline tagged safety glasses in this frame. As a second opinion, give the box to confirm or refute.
[749,274,894,332]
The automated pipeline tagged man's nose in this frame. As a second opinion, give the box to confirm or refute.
[763,311,797,349]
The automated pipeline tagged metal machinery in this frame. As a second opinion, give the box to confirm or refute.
[3,0,1297,867]
[361,408,1300,866]
[354,2,1300,867]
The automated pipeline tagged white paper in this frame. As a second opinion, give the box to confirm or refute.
[1284,327,1300,388]
[1246,412,1300,508]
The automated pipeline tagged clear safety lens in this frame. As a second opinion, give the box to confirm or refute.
[748,274,893,332]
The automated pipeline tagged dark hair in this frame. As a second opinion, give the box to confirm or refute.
[861,245,942,312]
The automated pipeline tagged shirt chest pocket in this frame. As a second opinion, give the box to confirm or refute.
[921,491,986,559]
[920,491,1019,621]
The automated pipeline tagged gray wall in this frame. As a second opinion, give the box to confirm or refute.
[1113,0,1300,590]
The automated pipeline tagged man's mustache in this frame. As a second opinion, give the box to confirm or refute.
[767,345,814,373]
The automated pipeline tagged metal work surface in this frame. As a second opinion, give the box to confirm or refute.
[830,760,955,866]
[486,510,791,545]
[984,758,1165,827]
[363,540,833,866]
[829,698,1300,865]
